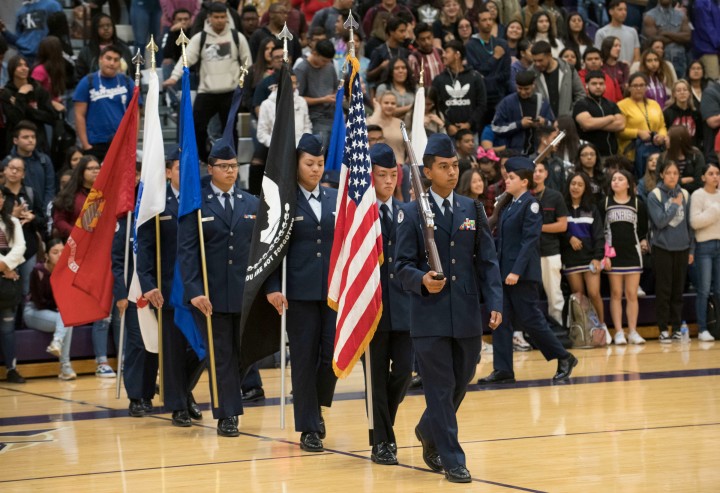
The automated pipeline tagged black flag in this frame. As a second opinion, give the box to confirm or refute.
[237,63,297,374]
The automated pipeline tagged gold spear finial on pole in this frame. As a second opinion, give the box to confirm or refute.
[177,28,190,68]
[239,62,249,88]
[146,35,158,71]
[132,48,144,85]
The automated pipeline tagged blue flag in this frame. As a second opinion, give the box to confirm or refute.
[323,85,345,184]
[171,66,206,360]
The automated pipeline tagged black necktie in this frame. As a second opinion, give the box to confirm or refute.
[442,198,452,225]
[380,203,392,234]
[222,192,233,223]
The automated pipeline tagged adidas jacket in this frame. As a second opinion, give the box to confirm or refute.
[431,67,487,133]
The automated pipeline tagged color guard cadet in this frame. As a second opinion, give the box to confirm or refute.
[266,134,338,453]
[112,214,159,417]
[395,134,503,483]
[365,143,413,466]
[136,148,205,427]
[177,140,259,437]
[477,156,578,385]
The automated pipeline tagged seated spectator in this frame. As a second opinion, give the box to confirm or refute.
[0,56,57,154]
[658,125,705,194]
[1,121,55,207]
[617,73,667,168]
[23,239,76,380]
[457,168,486,201]
[375,57,416,125]
[563,12,594,58]
[492,70,554,155]
[74,14,134,81]
[528,12,564,58]
[637,49,672,109]
[0,0,63,63]
[575,143,606,205]
[664,80,703,150]
[573,70,625,159]
[600,36,630,93]
[689,162,720,342]
[432,0,464,49]
[457,18,474,45]
[602,169,648,345]
[646,159,694,343]
[367,92,406,165]
[51,155,100,241]
[579,48,623,103]
[0,188,26,383]
[637,152,660,201]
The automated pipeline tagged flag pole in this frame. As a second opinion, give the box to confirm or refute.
[116,50,144,399]
[280,257,287,429]
[146,34,164,405]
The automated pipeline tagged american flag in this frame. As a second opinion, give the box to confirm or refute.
[327,58,384,379]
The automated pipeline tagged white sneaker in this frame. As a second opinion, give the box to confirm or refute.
[659,331,672,344]
[614,331,627,345]
[46,341,62,357]
[637,286,646,297]
[95,364,116,378]
[627,331,646,345]
[513,332,532,352]
[481,341,493,353]
[601,324,611,345]
[698,330,715,342]
[59,367,77,380]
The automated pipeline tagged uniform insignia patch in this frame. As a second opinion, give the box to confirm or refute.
[397,209,404,223]
[530,202,540,214]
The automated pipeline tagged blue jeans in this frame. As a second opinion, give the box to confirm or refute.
[18,254,36,297]
[130,0,162,56]
[23,302,74,365]
[666,46,688,82]
[0,307,16,370]
[694,240,720,332]
[92,315,112,364]
[577,0,608,27]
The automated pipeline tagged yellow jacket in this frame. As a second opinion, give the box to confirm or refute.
[617,97,667,160]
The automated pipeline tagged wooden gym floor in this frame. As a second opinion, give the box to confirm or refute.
[1,341,719,492]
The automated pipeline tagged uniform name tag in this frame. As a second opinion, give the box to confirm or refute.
[294,216,304,221]
[159,215,172,221]
[459,219,476,231]
[201,217,214,222]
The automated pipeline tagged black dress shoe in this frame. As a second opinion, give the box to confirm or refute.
[408,375,423,389]
[242,387,265,402]
[217,417,239,437]
[141,398,153,414]
[318,408,326,439]
[371,442,398,465]
[388,442,397,454]
[300,432,324,452]
[445,465,472,483]
[415,426,443,472]
[477,370,516,385]
[6,369,26,384]
[128,399,145,417]
[187,393,202,421]
[553,353,578,381]
[172,410,192,427]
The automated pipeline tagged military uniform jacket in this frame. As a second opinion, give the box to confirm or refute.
[136,184,179,301]
[281,186,337,301]
[395,194,503,338]
[177,184,259,313]
[112,214,134,302]
[496,190,543,282]
[378,199,411,332]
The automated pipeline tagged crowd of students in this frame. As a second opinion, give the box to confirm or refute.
[1,0,720,384]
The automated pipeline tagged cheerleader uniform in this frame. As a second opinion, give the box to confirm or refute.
[602,196,648,274]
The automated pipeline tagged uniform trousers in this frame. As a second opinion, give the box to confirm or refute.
[414,335,481,470]
[362,330,413,445]
[493,281,569,374]
[161,308,205,412]
[192,310,244,419]
[286,300,337,433]
[123,304,159,400]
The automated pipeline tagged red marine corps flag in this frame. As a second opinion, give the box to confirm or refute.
[327,54,384,378]
[51,87,140,326]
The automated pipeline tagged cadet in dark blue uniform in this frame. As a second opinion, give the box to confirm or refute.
[364,144,413,466]
[478,157,578,385]
[266,134,338,453]
[177,141,259,437]
[136,149,205,427]
[395,134,503,483]
[112,214,159,417]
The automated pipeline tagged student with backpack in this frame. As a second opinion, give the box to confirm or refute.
[602,169,648,345]
[647,159,694,343]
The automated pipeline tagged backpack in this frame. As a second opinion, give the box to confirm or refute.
[567,293,607,348]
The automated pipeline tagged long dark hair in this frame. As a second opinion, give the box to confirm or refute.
[565,172,595,211]
[664,125,697,162]
[90,14,119,47]
[457,168,486,200]
[0,189,15,239]
[527,12,559,48]
[556,115,580,161]
[381,57,417,94]
[564,13,593,51]
[253,37,279,86]
[610,169,637,200]
[34,36,67,96]
[575,143,603,177]
[53,155,99,214]
[600,36,619,63]
[7,54,29,83]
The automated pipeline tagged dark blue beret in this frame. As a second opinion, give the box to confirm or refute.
[297,133,324,157]
[505,156,535,174]
[167,146,180,162]
[369,143,396,168]
[209,139,237,160]
[424,133,456,158]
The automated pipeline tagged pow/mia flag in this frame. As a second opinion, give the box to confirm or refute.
[238,63,297,375]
